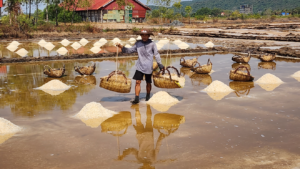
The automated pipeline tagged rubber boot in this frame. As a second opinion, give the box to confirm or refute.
[131,96,139,104]
[145,93,151,101]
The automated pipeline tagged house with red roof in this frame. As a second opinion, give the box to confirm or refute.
[75,0,151,23]
[0,0,3,17]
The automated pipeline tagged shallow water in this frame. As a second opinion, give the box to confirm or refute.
[1,53,300,168]
[0,38,206,58]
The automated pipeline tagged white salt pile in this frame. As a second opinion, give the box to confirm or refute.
[0,118,22,134]
[57,47,68,55]
[79,38,89,44]
[10,41,20,46]
[291,71,300,82]
[255,73,284,91]
[156,43,164,50]
[38,39,47,47]
[173,39,182,45]
[99,38,108,43]
[203,80,234,93]
[74,102,117,128]
[94,41,104,47]
[6,45,18,52]
[136,36,142,40]
[255,73,284,84]
[71,42,82,50]
[112,38,121,44]
[60,39,71,46]
[158,38,169,44]
[125,44,132,48]
[202,80,234,101]
[90,46,101,54]
[38,80,71,91]
[177,42,189,49]
[44,42,55,51]
[147,91,179,112]
[128,38,136,42]
[205,41,214,48]
[15,48,28,57]
[160,74,186,88]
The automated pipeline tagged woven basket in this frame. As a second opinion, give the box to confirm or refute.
[101,111,132,134]
[100,70,132,93]
[259,53,276,62]
[232,52,251,63]
[75,75,96,85]
[153,62,158,70]
[190,74,212,86]
[180,57,197,68]
[229,81,254,97]
[153,66,184,89]
[258,62,276,70]
[153,113,185,134]
[191,59,212,74]
[74,62,96,75]
[229,66,254,81]
[232,63,251,71]
[43,65,65,78]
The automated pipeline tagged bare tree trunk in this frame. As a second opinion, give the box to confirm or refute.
[71,7,77,24]
[36,0,38,26]
[0,7,2,17]
[29,0,31,19]
[46,2,48,22]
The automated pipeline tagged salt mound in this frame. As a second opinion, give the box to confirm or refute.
[99,38,107,43]
[177,42,189,49]
[147,91,179,112]
[173,40,182,44]
[75,102,117,128]
[90,46,101,54]
[57,47,68,55]
[112,38,121,44]
[291,71,300,78]
[38,39,47,47]
[136,36,142,40]
[258,83,281,92]
[255,73,284,84]
[202,80,234,93]
[10,41,20,46]
[156,43,164,50]
[0,117,22,134]
[205,41,214,48]
[6,45,18,52]
[128,38,136,42]
[79,38,89,44]
[158,38,169,44]
[15,48,28,57]
[38,80,71,91]
[41,89,66,96]
[71,42,82,50]
[60,39,70,44]
[207,91,232,101]
[44,42,55,51]
[125,44,132,48]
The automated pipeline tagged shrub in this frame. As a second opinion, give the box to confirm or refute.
[132,27,140,33]
[212,17,218,23]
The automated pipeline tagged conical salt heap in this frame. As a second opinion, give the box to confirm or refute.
[0,117,22,144]
[136,36,142,40]
[147,91,179,112]
[38,39,47,47]
[173,39,182,45]
[57,47,68,55]
[128,38,136,42]
[158,38,169,44]
[37,80,71,96]
[205,41,214,48]
[71,42,82,50]
[75,102,117,128]
[291,71,300,82]
[156,43,164,50]
[90,46,101,54]
[177,42,189,49]
[10,41,20,46]
[99,38,108,43]
[112,38,121,44]
[202,80,234,101]
[44,42,55,51]
[6,44,18,52]
[125,44,132,48]
[255,73,284,91]
[15,48,28,57]
[60,39,71,46]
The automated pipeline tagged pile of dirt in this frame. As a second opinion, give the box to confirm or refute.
[168,20,184,26]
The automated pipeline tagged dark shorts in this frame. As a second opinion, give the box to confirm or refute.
[133,70,152,83]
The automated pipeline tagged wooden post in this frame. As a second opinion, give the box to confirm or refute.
[101,10,103,23]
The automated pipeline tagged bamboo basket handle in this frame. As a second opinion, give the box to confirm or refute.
[44,65,53,70]
[192,61,201,68]
[207,58,212,65]
[165,68,172,81]
[107,71,128,84]
[156,67,166,76]
[166,66,180,77]
[75,66,86,75]
[234,66,250,76]
[180,57,185,63]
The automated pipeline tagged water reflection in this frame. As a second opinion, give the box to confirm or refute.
[116,105,184,168]
[0,133,15,144]
[258,62,276,70]
[232,63,251,71]
[190,74,212,86]
[180,67,194,77]
[229,81,254,97]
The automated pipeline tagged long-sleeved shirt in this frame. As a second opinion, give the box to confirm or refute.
[122,39,162,74]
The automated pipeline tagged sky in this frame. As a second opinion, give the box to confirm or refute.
[0,0,192,15]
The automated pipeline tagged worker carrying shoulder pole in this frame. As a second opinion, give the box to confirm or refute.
[117,29,164,104]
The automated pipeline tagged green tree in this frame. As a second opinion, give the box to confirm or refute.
[185,6,192,24]
[173,1,182,20]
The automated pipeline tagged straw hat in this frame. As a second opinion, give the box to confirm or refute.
[138,29,154,36]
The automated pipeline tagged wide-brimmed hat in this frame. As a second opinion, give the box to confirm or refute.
[138,29,154,36]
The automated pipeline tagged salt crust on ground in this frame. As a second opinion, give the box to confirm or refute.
[202,80,234,93]
[38,80,71,90]
[255,73,284,84]
[0,117,22,134]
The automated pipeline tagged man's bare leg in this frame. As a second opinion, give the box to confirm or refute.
[146,83,151,101]
[132,80,141,104]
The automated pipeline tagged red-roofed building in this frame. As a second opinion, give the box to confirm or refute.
[0,0,3,17]
[75,0,150,23]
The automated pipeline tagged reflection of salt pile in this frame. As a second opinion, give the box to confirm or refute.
[38,80,71,96]
[0,117,22,144]
[177,42,189,49]
[147,91,179,112]
[6,44,18,52]
[15,48,28,57]
[9,41,20,46]
[205,41,214,48]
[57,47,68,55]
[38,39,47,47]
[125,44,132,48]
[71,42,82,50]
[202,80,234,101]
[255,73,284,91]
[75,102,117,128]
[60,39,71,46]
[44,42,55,51]
[90,46,101,53]
[291,71,300,82]
[79,38,89,46]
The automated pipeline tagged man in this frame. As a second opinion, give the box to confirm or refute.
[117,29,164,104]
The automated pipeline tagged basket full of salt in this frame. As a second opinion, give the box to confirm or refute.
[100,70,132,93]
[191,59,212,74]
[229,66,254,81]
[153,66,185,88]
[180,57,197,68]
[74,62,96,75]
[232,51,251,63]
[43,65,65,78]
[259,53,276,62]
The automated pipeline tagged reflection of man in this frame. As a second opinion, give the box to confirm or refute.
[118,105,165,168]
